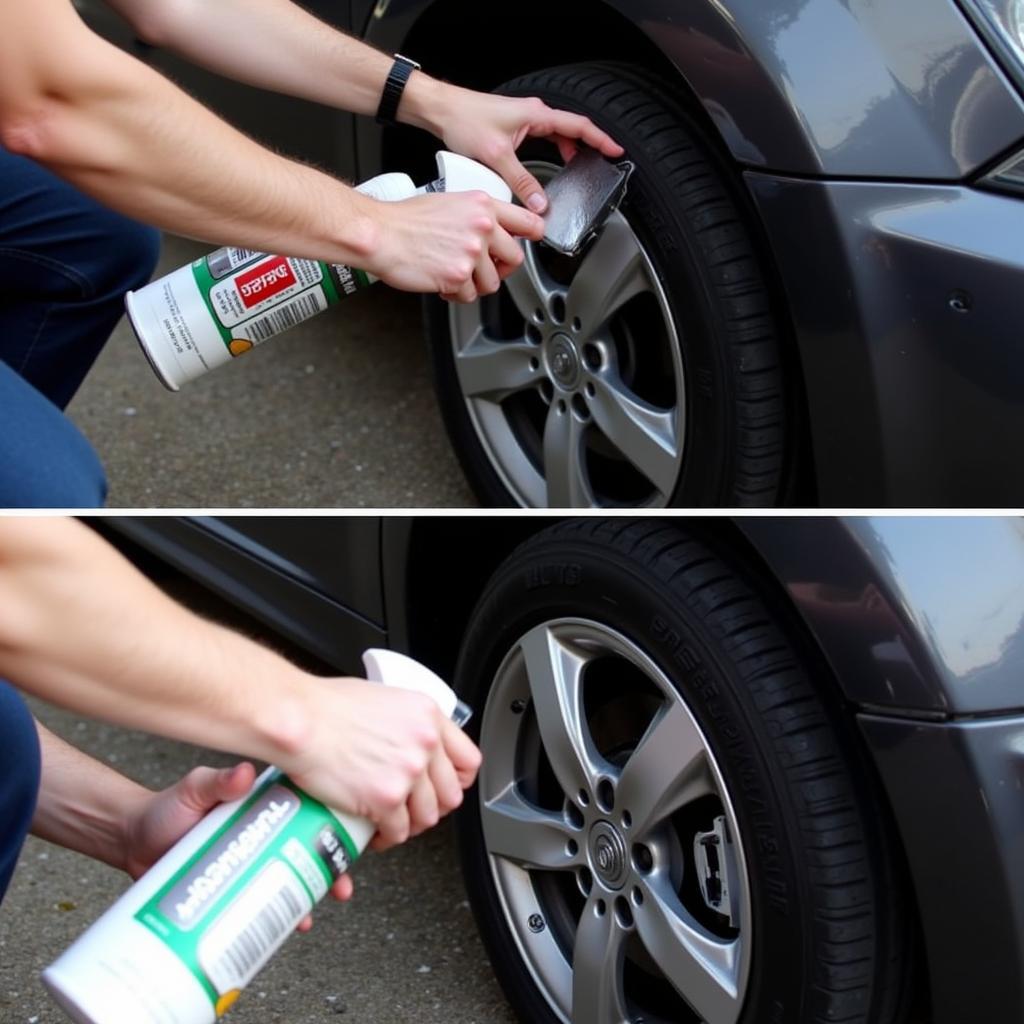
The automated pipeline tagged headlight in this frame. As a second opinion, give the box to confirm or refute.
[961,1,1024,80]
[983,150,1024,193]
[961,1,1024,193]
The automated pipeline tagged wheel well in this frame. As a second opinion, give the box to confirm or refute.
[382,0,679,182]
[402,517,555,681]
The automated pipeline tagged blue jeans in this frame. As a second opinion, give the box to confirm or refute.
[0,681,41,905]
[0,147,160,507]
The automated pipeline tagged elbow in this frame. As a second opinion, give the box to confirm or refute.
[122,0,199,49]
[0,106,53,162]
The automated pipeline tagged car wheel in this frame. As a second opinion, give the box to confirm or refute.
[455,520,912,1023]
[428,63,789,508]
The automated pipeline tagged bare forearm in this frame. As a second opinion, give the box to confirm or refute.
[107,0,450,134]
[0,519,309,768]
[0,2,379,263]
[31,721,149,872]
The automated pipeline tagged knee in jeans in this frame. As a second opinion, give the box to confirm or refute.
[95,213,162,298]
[0,685,41,827]
[8,427,108,509]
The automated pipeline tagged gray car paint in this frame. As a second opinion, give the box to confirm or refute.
[738,516,1024,716]
[109,517,389,669]
[747,176,1024,506]
[859,712,1024,1024]
[355,0,1024,178]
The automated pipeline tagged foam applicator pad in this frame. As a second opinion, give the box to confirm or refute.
[542,148,634,256]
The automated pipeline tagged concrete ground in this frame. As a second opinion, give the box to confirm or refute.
[67,234,477,508]
[0,569,515,1024]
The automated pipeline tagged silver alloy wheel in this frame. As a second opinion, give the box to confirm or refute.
[449,164,685,508]
[478,619,751,1024]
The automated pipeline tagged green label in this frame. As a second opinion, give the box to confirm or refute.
[190,254,362,355]
[135,773,358,1014]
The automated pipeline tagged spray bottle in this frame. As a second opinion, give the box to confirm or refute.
[41,650,471,1024]
[125,151,512,390]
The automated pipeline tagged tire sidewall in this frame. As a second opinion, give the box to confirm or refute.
[456,534,816,1024]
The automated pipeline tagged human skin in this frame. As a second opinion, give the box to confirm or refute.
[31,726,345,928]
[0,1,621,303]
[0,518,481,850]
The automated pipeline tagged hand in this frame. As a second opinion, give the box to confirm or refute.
[280,676,483,849]
[364,190,544,303]
[120,761,353,933]
[428,84,625,213]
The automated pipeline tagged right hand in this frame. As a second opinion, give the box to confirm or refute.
[365,190,544,303]
[279,676,482,849]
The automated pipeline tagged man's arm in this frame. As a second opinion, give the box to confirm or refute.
[0,2,542,303]
[103,0,625,212]
[32,723,354,916]
[0,519,481,847]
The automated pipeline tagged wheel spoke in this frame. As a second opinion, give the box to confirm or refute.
[543,404,593,507]
[481,784,581,872]
[567,214,649,332]
[635,875,743,1024]
[616,701,715,837]
[588,374,679,498]
[572,899,630,1024]
[519,624,602,798]
[505,242,557,321]
[454,329,540,402]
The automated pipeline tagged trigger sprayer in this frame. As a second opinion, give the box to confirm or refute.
[41,650,471,1024]
[125,153,512,390]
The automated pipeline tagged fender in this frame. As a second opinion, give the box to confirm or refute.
[739,516,1024,716]
[351,0,1024,178]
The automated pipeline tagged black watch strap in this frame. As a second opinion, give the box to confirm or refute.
[376,54,421,127]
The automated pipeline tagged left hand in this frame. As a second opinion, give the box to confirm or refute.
[121,762,353,933]
[435,85,624,213]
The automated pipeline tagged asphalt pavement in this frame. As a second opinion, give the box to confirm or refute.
[67,234,477,508]
[0,570,515,1024]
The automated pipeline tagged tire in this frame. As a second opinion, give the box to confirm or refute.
[428,63,789,508]
[455,519,912,1024]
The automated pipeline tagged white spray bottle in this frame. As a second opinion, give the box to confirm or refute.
[125,152,512,390]
[42,649,471,1024]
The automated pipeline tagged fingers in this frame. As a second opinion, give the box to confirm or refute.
[534,106,624,158]
[375,800,412,851]
[493,200,545,242]
[491,146,548,213]
[440,718,483,789]
[442,197,531,303]
[428,743,463,816]
[406,771,440,838]
[179,762,255,813]
[330,874,354,902]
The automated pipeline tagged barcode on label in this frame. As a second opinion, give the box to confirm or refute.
[227,248,262,266]
[198,859,311,995]
[241,291,325,343]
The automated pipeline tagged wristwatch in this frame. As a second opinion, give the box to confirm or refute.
[376,53,422,127]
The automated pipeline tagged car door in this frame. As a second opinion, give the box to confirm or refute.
[71,0,359,180]
[113,516,388,670]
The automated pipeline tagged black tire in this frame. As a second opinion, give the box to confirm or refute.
[455,519,912,1024]
[428,63,790,508]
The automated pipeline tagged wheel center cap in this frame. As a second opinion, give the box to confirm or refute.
[589,821,628,889]
[547,334,581,390]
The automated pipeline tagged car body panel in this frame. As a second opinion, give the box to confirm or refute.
[746,175,1024,506]
[111,516,387,670]
[738,516,1024,716]
[354,0,1024,178]
[858,712,1024,1024]
[73,0,360,179]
